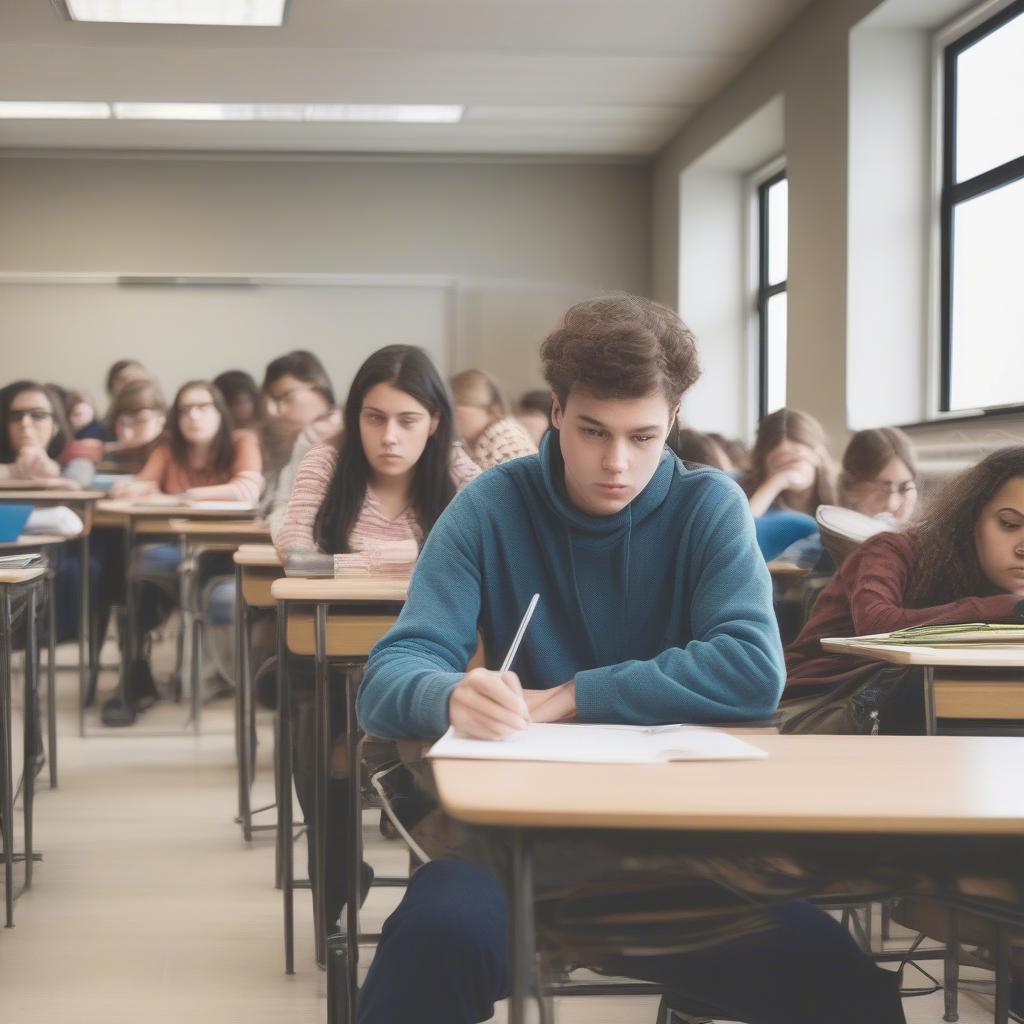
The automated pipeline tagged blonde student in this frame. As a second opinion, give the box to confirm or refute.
[276,345,478,931]
[450,368,537,471]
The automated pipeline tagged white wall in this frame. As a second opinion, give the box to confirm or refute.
[0,154,651,403]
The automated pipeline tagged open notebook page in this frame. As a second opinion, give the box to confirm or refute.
[428,723,767,765]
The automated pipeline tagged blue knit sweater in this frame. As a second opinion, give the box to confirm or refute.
[357,432,784,739]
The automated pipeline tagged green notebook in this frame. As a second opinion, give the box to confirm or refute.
[871,623,1024,646]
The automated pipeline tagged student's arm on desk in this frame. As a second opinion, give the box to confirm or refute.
[844,532,1023,635]
[358,488,487,739]
[575,482,784,725]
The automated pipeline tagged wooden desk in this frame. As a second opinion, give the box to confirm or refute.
[433,734,1024,1024]
[89,501,259,733]
[0,567,46,926]
[232,544,284,843]
[0,535,69,787]
[821,636,1024,733]
[270,575,407,984]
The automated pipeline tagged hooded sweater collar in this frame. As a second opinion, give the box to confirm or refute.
[536,428,676,537]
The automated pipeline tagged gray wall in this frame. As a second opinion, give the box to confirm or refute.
[0,154,651,403]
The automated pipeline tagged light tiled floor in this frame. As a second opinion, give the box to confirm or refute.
[0,646,1002,1024]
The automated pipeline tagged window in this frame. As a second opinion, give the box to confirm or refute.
[940,0,1024,412]
[756,170,788,418]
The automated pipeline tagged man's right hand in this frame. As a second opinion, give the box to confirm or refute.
[449,668,529,740]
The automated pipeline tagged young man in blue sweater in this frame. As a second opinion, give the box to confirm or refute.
[356,295,905,1023]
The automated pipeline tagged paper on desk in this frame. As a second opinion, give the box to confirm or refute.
[183,499,255,511]
[427,722,767,764]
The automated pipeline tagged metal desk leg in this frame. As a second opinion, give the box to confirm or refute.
[345,664,362,1021]
[1,591,14,927]
[78,531,90,739]
[183,542,201,736]
[278,602,295,974]
[115,519,136,712]
[509,828,536,1024]
[46,565,57,789]
[943,904,959,1021]
[995,924,1009,1024]
[923,666,936,735]
[235,565,252,838]
[23,585,38,890]
[313,602,329,967]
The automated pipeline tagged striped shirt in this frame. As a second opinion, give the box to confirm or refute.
[275,442,481,575]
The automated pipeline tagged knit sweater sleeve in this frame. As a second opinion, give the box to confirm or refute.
[449,444,482,490]
[574,480,785,724]
[274,443,337,558]
[357,486,484,739]
[471,418,538,471]
[186,429,264,504]
[844,532,1021,634]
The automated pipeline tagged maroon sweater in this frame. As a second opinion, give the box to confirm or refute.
[785,531,1024,691]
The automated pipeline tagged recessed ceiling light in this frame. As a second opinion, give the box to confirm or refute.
[0,101,112,118]
[111,102,464,123]
[62,0,287,27]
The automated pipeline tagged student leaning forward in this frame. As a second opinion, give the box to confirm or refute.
[354,294,907,1024]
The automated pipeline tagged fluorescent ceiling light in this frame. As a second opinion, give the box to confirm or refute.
[0,101,112,119]
[63,0,287,26]
[111,102,464,123]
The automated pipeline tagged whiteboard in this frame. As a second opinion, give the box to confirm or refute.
[0,279,454,407]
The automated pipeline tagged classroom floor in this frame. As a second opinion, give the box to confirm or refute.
[0,638,1005,1024]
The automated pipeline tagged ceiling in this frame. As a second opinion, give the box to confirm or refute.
[0,0,813,157]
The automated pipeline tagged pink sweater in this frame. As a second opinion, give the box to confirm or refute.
[134,429,264,504]
[276,442,481,574]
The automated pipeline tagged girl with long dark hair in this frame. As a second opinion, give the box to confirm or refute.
[276,345,478,932]
[785,446,1024,726]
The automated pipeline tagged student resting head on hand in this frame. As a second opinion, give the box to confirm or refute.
[0,379,96,489]
[352,295,906,1024]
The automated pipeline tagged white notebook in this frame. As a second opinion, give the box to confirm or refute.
[428,722,767,765]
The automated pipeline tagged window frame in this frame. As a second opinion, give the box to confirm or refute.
[755,167,787,420]
[938,0,1024,413]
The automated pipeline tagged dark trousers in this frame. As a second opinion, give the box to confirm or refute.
[357,859,906,1024]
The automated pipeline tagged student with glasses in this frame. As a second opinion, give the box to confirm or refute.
[104,381,264,724]
[0,380,96,488]
[838,427,918,525]
[99,379,168,474]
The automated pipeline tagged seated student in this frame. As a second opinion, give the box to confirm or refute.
[276,344,479,933]
[668,425,734,471]
[105,382,263,722]
[838,426,918,526]
[213,370,261,431]
[743,407,836,561]
[100,379,168,475]
[63,389,114,443]
[784,447,1024,733]
[515,388,553,447]
[0,380,96,488]
[710,431,751,475]
[355,296,905,1024]
[450,369,537,471]
[262,350,341,540]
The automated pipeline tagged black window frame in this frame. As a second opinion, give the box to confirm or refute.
[939,0,1024,413]
[756,168,787,420]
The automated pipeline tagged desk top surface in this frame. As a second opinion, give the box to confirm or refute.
[0,533,70,550]
[433,733,1024,834]
[766,560,810,578]
[168,518,270,538]
[97,499,259,520]
[271,575,409,603]
[234,544,282,567]
[0,567,46,585]
[821,636,1024,667]
[0,488,105,502]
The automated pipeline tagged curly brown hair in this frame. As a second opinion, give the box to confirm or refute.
[905,446,1024,606]
[540,294,701,410]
